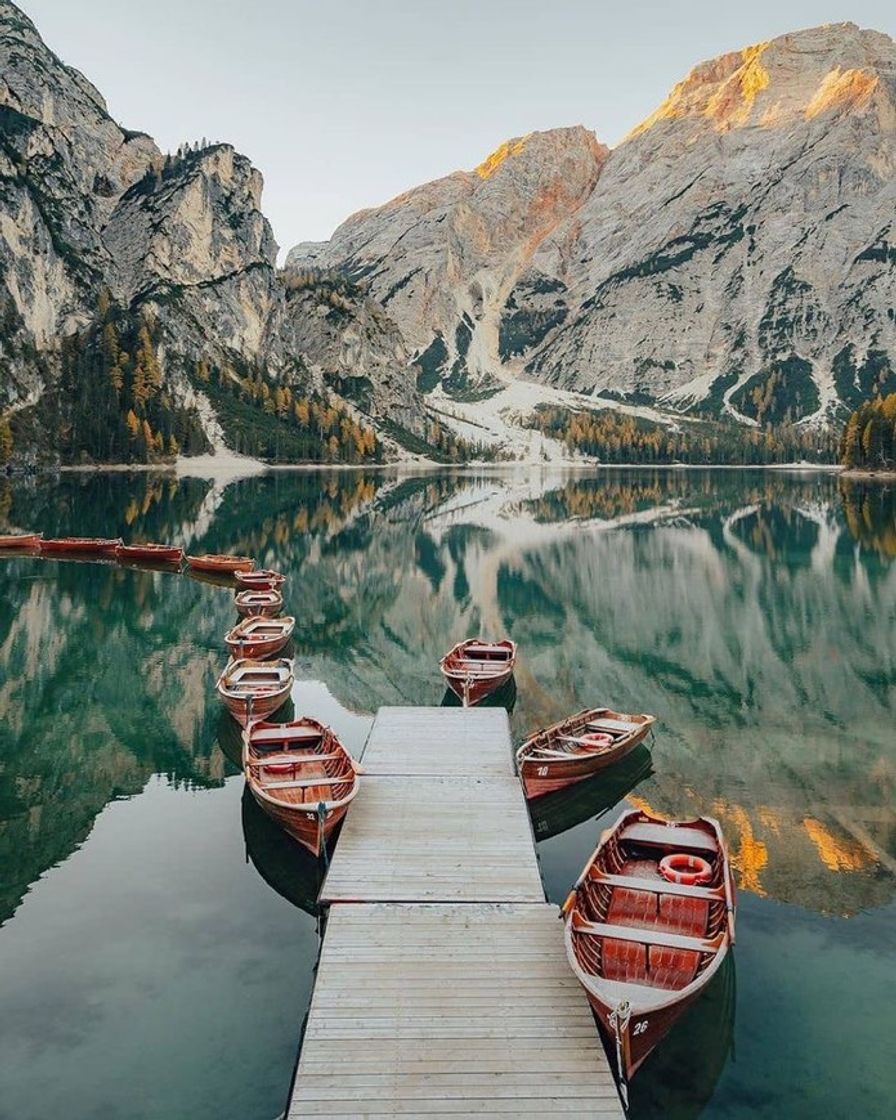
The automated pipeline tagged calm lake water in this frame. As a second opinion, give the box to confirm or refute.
[0,467,894,1120]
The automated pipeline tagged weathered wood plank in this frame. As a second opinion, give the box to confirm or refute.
[289,903,623,1120]
[361,706,513,776]
[321,775,542,904]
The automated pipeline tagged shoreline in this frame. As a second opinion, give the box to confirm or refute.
[14,457,856,484]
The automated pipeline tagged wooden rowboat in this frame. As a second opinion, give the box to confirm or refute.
[225,615,295,659]
[186,553,254,573]
[215,657,293,726]
[234,588,284,618]
[243,718,360,857]
[41,536,122,555]
[439,638,517,706]
[0,532,42,549]
[562,809,736,1102]
[116,542,184,565]
[516,707,656,799]
[234,568,287,591]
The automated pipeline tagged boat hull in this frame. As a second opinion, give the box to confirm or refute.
[442,668,514,706]
[41,537,121,555]
[248,789,350,857]
[225,617,294,660]
[520,728,650,799]
[0,533,42,549]
[187,554,254,573]
[235,569,286,591]
[234,591,284,618]
[117,544,183,564]
[218,685,292,727]
[587,981,707,1080]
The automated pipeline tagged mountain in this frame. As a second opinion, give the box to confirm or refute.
[3,5,895,465]
[291,23,896,429]
[0,0,423,465]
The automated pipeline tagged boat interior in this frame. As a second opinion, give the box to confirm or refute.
[248,725,355,805]
[234,618,291,637]
[225,664,290,691]
[571,820,729,1005]
[525,712,648,759]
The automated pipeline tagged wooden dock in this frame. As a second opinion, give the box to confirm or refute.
[288,706,624,1119]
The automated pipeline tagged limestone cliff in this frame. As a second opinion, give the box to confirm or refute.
[292,24,896,425]
[0,0,422,462]
[288,127,608,395]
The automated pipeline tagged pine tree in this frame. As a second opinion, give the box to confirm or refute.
[0,413,13,465]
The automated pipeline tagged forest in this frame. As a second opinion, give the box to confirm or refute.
[839,393,896,471]
[525,405,839,465]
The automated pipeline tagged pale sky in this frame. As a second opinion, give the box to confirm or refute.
[19,0,896,255]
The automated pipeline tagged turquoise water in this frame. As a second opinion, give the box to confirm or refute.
[0,468,893,1119]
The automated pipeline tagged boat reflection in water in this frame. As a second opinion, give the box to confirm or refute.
[240,786,326,919]
[529,742,654,842]
[628,951,736,1120]
[440,674,517,714]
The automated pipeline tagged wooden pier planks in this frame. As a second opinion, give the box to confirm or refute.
[320,774,543,903]
[321,707,542,904]
[360,706,514,777]
[289,706,625,1118]
[288,903,624,1118]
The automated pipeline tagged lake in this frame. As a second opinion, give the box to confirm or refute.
[0,467,894,1120]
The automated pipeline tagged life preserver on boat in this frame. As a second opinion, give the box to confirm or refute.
[659,852,712,885]
[262,762,295,775]
[579,732,615,749]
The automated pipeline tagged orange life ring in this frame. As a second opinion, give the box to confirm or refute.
[659,852,713,886]
[580,732,614,749]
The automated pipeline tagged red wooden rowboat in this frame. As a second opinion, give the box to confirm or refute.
[243,718,360,856]
[215,658,293,726]
[41,537,122,555]
[186,553,254,573]
[225,615,295,659]
[0,532,42,549]
[234,568,287,591]
[439,638,516,706]
[563,809,736,1102]
[234,588,284,618]
[516,708,656,799]
[116,542,184,565]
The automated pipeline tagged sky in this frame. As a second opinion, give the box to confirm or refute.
[19,0,896,255]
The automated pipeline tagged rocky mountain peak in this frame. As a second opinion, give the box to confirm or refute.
[626,23,895,143]
[287,125,608,390]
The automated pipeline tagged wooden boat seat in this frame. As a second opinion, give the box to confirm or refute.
[262,775,352,790]
[600,939,700,990]
[251,752,342,766]
[648,945,701,989]
[450,666,509,677]
[557,735,614,751]
[526,746,583,759]
[593,871,722,901]
[464,645,511,656]
[607,887,657,928]
[573,918,718,953]
[251,727,322,744]
[602,937,647,983]
[604,886,711,939]
[620,822,718,853]
[586,718,641,733]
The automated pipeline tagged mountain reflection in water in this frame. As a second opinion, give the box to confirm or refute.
[0,466,893,1120]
